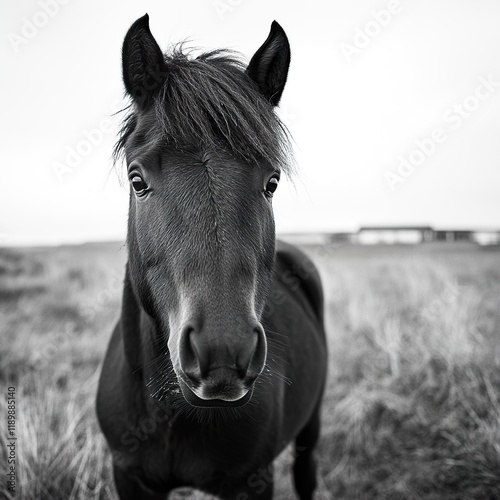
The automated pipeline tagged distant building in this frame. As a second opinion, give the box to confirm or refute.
[434,230,472,242]
[471,231,500,246]
[357,226,434,245]
[329,232,356,244]
[280,227,500,247]
[278,232,330,245]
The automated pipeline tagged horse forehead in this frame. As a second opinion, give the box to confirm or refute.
[168,151,256,178]
[164,153,260,209]
[155,155,263,246]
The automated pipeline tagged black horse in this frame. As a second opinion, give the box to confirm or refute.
[96,14,327,500]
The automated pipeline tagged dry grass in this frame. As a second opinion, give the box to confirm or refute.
[308,243,500,499]
[1,242,499,499]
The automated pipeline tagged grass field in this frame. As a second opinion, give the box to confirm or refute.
[1,241,500,499]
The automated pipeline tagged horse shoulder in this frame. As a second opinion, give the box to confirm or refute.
[96,321,144,449]
[275,239,325,326]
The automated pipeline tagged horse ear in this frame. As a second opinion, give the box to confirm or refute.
[122,14,167,107]
[246,21,291,106]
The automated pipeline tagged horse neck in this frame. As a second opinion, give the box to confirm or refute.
[120,264,175,385]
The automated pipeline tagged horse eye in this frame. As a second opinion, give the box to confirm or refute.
[265,175,280,195]
[131,175,148,195]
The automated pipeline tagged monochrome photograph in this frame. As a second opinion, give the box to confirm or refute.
[2,1,500,498]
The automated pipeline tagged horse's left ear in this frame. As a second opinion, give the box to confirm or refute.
[122,14,167,107]
[246,21,291,106]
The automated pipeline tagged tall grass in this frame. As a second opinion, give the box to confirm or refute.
[312,243,500,499]
[1,242,499,499]
[0,244,123,500]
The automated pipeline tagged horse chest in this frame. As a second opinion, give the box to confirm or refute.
[140,416,270,490]
[175,421,262,482]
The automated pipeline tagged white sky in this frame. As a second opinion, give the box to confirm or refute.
[2,0,500,245]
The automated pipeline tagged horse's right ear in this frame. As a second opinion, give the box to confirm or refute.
[122,14,167,107]
[246,21,291,106]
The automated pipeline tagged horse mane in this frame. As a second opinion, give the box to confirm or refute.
[113,46,293,174]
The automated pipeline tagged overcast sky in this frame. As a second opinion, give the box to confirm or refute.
[2,0,500,245]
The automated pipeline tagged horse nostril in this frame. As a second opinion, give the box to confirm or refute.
[250,324,267,377]
[189,330,211,378]
[235,333,258,378]
[179,325,206,381]
[237,325,267,379]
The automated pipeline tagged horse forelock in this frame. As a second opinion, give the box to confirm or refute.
[113,46,294,173]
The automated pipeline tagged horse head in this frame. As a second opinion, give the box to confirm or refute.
[117,15,292,407]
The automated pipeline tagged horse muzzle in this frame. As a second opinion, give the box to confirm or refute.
[176,321,267,408]
[179,368,255,408]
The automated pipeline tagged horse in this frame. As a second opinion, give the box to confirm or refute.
[96,14,327,500]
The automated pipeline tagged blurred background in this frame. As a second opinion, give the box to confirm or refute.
[2,2,500,499]
[2,0,500,246]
